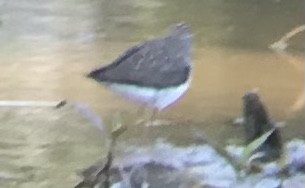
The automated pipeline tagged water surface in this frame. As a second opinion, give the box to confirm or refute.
[0,0,304,187]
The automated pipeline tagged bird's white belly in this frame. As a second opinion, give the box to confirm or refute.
[106,80,190,110]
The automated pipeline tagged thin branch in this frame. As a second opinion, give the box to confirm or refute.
[0,100,64,107]
[269,25,305,51]
[277,25,305,43]
[73,112,126,188]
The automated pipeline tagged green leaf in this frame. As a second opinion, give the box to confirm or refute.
[241,128,275,165]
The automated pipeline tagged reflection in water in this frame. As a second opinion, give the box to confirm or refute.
[0,0,304,187]
[0,107,107,187]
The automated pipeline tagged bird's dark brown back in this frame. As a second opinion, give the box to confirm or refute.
[87,24,192,89]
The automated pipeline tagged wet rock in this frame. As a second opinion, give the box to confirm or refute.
[242,91,282,161]
[225,145,244,162]
[114,141,219,170]
[285,139,305,174]
[110,182,122,188]
[254,177,281,188]
[123,165,149,188]
[261,162,280,177]
[84,140,305,188]
[282,174,305,188]
[235,175,261,188]
[108,141,236,188]
[185,163,236,188]
[226,139,305,173]
[235,175,281,188]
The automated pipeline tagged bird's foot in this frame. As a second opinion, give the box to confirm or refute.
[144,119,171,127]
[135,118,146,126]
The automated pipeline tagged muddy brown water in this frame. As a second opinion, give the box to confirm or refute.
[0,0,304,187]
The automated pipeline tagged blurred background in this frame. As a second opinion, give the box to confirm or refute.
[0,0,303,187]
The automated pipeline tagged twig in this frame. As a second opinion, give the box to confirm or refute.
[0,100,65,107]
[73,112,126,188]
[74,149,114,188]
[269,25,304,112]
[269,25,305,50]
[277,25,305,43]
[101,140,114,188]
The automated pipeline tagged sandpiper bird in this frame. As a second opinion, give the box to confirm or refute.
[87,23,192,124]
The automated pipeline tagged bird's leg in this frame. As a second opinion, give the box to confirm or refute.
[150,108,157,122]
[144,108,171,127]
[135,105,149,125]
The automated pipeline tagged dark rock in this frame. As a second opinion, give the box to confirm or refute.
[242,91,282,161]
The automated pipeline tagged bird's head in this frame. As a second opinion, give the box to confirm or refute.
[170,23,192,40]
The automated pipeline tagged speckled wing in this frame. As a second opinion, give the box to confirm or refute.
[87,37,191,89]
